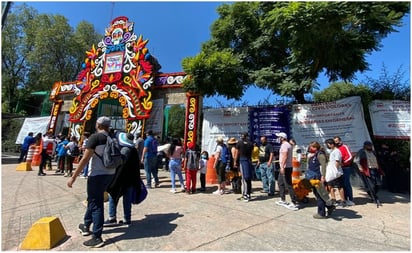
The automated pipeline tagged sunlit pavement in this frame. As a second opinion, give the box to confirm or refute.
[2,160,410,251]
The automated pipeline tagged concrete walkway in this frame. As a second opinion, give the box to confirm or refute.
[2,161,410,251]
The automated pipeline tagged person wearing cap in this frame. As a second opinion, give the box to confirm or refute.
[105,132,141,226]
[67,116,116,248]
[354,141,384,206]
[234,132,254,202]
[227,137,240,193]
[275,132,299,210]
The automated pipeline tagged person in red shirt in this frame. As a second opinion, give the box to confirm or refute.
[334,136,355,206]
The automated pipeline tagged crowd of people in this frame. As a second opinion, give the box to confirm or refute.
[21,116,400,248]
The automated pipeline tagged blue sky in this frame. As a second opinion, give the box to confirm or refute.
[14,1,411,106]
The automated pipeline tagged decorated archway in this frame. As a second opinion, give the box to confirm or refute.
[47,16,200,150]
[68,16,158,137]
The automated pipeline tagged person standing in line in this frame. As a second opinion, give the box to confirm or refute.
[184,142,199,194]
[135,132,146,169]
[198,151,209,192]
[141,130,160,189]
[64,136,79,177]
[67,116,116,248]
[233,132,254,202]
[105,132,141,226]
[334,136,355,206]
[324,139,346,207]
[354,141,384,206]
[212,137,228,195]
[305,141,336,219]
[38,132,55,176]
[251,142,260,180]
[18,132,35,163]
[167,138,185,193]
[258,136,275,196]
[79,132,90,178]
[55,136,69,174]
[275,132,299,210]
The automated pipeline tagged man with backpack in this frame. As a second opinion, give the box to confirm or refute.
[67,116,116,248]
[141,130,160,189]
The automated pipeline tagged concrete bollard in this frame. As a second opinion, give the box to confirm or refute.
[20,216,67,250]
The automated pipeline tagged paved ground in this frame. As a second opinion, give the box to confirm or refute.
[2,157,410,251]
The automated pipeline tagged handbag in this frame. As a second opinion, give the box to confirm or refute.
[132,178,148,205]
[325,163,343,182]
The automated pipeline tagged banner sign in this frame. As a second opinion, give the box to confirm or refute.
[249,106,290,146]
[369,100,410,139]
[201,107,249,155]
[16,116,51,144]
[291,96,371,153]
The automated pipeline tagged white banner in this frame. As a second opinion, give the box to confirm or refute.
[369,100,410,139]
[16,116,51,144]
[291,96,371,153]
[145,99,164,137]
[201,107,249,155]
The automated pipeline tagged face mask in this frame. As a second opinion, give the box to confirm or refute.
[201,155,207,159]
[308,147,317,153]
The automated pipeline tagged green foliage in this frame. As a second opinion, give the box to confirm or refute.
[2,4,102,115]
[182,2,410,103]
[167,104,186,138]
[1,118,24,152]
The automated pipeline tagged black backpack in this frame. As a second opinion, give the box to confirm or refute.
[95,133,124,169]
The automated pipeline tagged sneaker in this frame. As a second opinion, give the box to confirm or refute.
[78,224,91,236]
[286,202,299,211]
[212,190,223,195]
[199,188,206,192]
[83,237,104,248]
[275,200,288,206]
[170,189,177,194]
[313,213,328,219]
[327,205,336,216]
[345,200,355,206]
[103,218,117,227]
[243,195,250,202]
[119,220,132,226]
[268,193,275,196]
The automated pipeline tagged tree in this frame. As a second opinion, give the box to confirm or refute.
[167,104,185,139]
[1,4,102,115]
[1,4,37,113]
[182,2,410,103]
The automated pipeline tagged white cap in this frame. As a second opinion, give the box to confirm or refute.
[275,132,288,139]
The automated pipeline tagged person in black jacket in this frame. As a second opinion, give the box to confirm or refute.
[105,132,141,226]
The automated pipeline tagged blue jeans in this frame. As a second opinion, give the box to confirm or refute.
[169,159,184,189]
[144,156,158,187]
[260,162,275,194]
[342,166,353,201]
[108,187,133,222]
[84,174,114,239]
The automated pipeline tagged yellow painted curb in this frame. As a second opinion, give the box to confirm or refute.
[20,216,67,250]
[16,162,32,171]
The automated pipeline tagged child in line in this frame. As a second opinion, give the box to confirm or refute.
[184,142,199,194]
[199,151,209,191]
